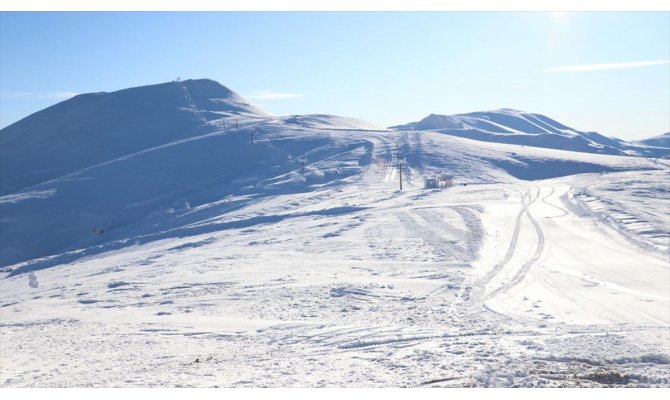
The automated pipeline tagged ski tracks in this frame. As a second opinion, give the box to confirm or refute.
[478,186,548,302]
[541,186,569,218]
[486,199,546,299]
[478,190,531,289]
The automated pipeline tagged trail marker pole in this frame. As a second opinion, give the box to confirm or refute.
[251,128,255,144]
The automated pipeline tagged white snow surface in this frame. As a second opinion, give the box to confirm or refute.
[281,114,384,131]
[391,109,670,158]
[1,81,669,387]
[637,132,670,149]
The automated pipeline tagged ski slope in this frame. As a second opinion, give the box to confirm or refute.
[1,80,669,387]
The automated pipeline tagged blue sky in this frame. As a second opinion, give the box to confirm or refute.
[1,12,668,139]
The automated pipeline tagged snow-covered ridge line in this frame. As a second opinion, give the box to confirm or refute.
[391,108,669,158]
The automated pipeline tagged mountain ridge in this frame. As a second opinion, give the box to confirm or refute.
[637,132,670,148]
[0,78,662,269]
[390,109,669,158]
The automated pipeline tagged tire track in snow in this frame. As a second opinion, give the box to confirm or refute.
[486,201,545,300]
[541,186,569,218]
[464,186,547,302]
[477,190,532,288]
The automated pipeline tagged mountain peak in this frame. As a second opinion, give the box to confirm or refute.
[102,78,268,116]
[489,108,526,114]
[175,78,235,97]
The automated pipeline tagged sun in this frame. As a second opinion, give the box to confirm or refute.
[550,11,571,20]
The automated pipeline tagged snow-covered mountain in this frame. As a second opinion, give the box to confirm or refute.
[637,132,670,149]
[390,109,669,158]
[0,79,271,195]
[0,80,665,269]
[1,79,669,387]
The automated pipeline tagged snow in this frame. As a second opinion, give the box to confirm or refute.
[281,114,384,131]
[482,181,669,326]
[1,79,669,387]
[637,132,670,149]
[0,79,270,195]
[391,109,670,158]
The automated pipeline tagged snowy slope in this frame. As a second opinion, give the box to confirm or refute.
[637,132,670,149]
[0,79,386,267]
[281,114,384,131]
[0,79,271,195]
[391,109,670,158]
[1,80,669,388]
[0,124,660,270]
[1,149,667,387]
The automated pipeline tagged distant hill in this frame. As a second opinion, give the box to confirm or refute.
[636,132,670,149]
[390,109,669,158]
